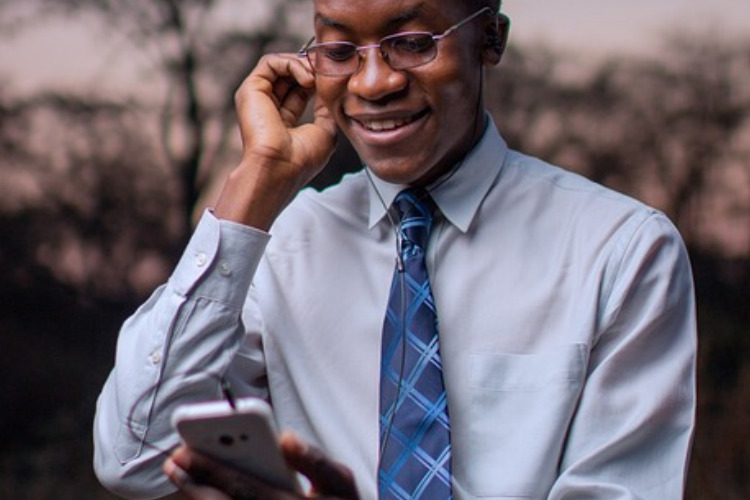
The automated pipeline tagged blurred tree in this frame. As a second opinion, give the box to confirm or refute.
[0,4,311,497]
[613,34,750,246]
[3,0,309,238]
[0,90,180,299]
[486,35,750,254]
[0,88,153,499]
[485,44,567,156]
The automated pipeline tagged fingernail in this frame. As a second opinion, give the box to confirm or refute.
[171,445,193,469]
[281,431,307,453]
[164,458,192,487]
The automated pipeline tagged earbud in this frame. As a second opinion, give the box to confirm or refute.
[486,32,503,52]
[482,14,510,64]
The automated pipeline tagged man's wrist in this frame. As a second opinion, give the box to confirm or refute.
[213,158,300,230]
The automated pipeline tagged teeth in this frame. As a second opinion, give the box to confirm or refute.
[363,116,412,131]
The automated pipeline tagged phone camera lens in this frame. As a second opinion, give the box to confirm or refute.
[219,434,234,446]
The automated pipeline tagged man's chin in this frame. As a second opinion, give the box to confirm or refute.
[361,156,413,181]
[365,162,440,187]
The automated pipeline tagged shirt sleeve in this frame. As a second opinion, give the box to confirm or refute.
[93,210,271,499]
[550,211,697,499]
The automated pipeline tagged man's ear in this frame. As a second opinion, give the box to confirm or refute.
[481,13,510,66]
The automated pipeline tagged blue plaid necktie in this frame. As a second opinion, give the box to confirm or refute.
[379,189,452,499]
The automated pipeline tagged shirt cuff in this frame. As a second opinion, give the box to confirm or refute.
[169,209,271,309]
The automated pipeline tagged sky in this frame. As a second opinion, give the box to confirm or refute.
[503,0,747,56]
[0,0,747,97]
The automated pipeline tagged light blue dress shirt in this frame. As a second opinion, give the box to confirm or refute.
[94,119,696,499]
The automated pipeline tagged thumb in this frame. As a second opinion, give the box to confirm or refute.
[163,456,233,500]
[294,94,337,169]
[313,93,338,140]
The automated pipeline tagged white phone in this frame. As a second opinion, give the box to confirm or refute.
[171,397,301,493]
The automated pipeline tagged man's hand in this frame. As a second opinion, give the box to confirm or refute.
[163,433,359,500]
[213,54,337,230]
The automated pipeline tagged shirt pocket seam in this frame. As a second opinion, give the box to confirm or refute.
[469,344,588,393]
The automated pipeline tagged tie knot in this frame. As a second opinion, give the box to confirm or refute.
[394,189,435,257]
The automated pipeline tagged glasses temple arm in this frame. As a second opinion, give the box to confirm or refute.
[440,6,493,38]
[298,36,316,56]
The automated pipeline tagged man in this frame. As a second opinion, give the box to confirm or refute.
[94,0,697,499]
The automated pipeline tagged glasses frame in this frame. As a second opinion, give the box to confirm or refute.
[297,6,493,77]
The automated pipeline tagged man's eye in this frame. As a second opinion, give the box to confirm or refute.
[390,35,433,54]
[321,45,356,62]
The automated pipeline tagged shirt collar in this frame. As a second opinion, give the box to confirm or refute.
[367,114,508,233]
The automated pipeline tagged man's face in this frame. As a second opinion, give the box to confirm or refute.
[312,0,489,186]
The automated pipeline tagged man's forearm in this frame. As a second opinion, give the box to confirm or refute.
[93,210,270,498]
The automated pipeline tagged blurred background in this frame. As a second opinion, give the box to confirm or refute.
[0,0,748,498]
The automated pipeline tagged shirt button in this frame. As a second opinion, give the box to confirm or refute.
[195,252,207,267]
[148,350,162,365]
[219,261,232,277]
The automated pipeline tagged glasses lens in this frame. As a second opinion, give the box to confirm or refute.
[308,43,358,76]
[383,33,437,69]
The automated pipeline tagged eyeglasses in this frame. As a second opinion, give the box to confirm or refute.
[298,7,492,77]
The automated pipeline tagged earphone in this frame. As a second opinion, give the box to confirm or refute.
[484,13,510,63]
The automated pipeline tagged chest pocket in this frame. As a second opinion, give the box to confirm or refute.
[452,344,588,499]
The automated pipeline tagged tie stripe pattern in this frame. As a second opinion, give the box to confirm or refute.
[379,189,452,500]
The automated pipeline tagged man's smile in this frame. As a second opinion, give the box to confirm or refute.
[351,108,429,132]
[345,109,431,147]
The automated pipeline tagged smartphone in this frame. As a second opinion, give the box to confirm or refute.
[171,397,301,493]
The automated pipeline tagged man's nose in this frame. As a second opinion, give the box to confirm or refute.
[347,47,408,101]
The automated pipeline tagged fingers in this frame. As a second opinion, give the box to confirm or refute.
[233,53,335,170]
[312,94,338,142]
[278,83,315,129]
[280,433,359,500]
[165,439,359,500]
[244,53,315,101]
[165,446,272,500]
[270,57,316,128]
[235,54,315,135]
[215,52,337,228]
[163,456,234,500]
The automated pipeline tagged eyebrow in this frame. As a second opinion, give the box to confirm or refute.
[314,4,427,35]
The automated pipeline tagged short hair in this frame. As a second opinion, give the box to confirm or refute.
[469,0,502,13]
